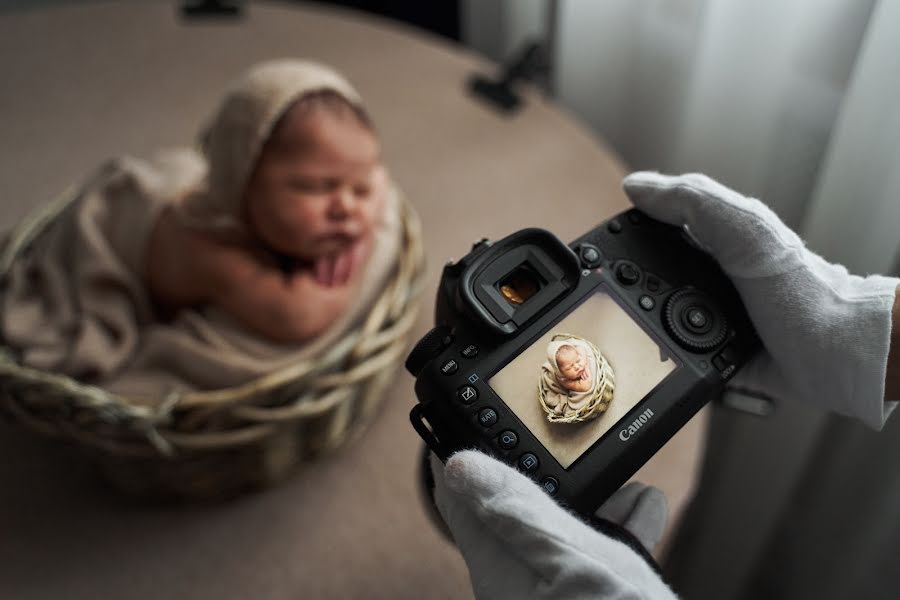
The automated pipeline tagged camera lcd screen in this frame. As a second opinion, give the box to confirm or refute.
[488,286,680,469]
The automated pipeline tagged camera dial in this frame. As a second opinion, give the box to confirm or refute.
[663,288,728,352]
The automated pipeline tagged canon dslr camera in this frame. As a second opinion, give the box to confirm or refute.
[406,208,760,517]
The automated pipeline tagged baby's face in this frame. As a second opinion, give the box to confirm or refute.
[243,103,385,259]
[557,346,588,381]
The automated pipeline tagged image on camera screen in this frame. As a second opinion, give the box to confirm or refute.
[489,287,679,469]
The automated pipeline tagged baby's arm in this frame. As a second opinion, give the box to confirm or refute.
[557,374,592,393]
[147,209,351,343]
[558,379,575,392]
[557,378,582,393]
[569,379,592,393]
[209,248,351,344]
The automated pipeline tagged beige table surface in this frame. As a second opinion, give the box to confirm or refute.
[0,2,707,598]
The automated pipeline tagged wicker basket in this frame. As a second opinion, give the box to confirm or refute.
[0,186,426,500]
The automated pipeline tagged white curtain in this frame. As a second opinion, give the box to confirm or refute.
[462,0,896,252]
[462,1,900,597]
[801,0,900,275]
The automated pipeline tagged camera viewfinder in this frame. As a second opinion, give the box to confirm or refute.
[498,265,544,306]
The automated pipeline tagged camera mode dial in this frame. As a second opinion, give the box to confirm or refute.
[405,325,453,377]
[663,289,728,352]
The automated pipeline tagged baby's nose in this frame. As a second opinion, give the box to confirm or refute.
[330,188,355,216]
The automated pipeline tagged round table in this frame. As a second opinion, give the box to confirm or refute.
[0,3,707,598]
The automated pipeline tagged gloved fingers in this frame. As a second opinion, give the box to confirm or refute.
[433,451,679,599]
[436,450,586,540]
[622,172,733,229]
[595,482,667,552]
[432,450,561,598]
[436,453,667,552]
[622,172,807,278]
[430,453,544,599]
[437,451,636,565]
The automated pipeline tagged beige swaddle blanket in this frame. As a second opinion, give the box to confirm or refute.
[0,60,400,401]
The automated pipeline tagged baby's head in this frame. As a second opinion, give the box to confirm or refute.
[243,90,384,259]
[555,344,587,380]
[189,60,387,259]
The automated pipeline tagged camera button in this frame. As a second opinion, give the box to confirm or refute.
[639,295,655,311]
[498,430,518,449]
[478,408,498,427]
[460,344,479,359]
[615,262,641,286]
[607,219,623,233]
[471,238,492,251]
[457,385,478,405]
[685,307,711,331]
[440,359,459,375]
[577,244,603,268]
[719,344,737,363]
[518,453,540,473]
[540,477,559,496]
[645,274,661,293]
[713,345,738,375]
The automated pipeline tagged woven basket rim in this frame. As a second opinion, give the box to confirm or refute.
[0,179,427,456]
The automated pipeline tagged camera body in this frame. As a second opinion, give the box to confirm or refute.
[406,208,760,516]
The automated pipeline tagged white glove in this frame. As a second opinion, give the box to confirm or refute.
[623,172,899,429]
[432,450,678,600]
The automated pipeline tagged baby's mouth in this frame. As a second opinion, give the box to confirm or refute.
[315,233,358,254]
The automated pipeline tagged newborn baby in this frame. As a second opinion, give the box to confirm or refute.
[539,335,614,422]
[146,64,387,344]
[554,343,594,393]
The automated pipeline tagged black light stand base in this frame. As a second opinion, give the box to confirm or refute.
[467,41,549,115]
[181,0,244,19]
[467,76,523,113]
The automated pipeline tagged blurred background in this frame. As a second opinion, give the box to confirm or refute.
[2,1,899,599]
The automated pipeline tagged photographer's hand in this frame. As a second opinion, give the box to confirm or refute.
[432,450,678,600]
[624,172,900,429]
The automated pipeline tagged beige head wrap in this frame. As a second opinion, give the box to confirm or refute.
[179,59,364,232]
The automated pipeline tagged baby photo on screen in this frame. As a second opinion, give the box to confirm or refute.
[490,288,679,469]
[539,334,615,423]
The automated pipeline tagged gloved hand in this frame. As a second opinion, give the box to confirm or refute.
[623,172,899,429]
[431,450,678,600]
